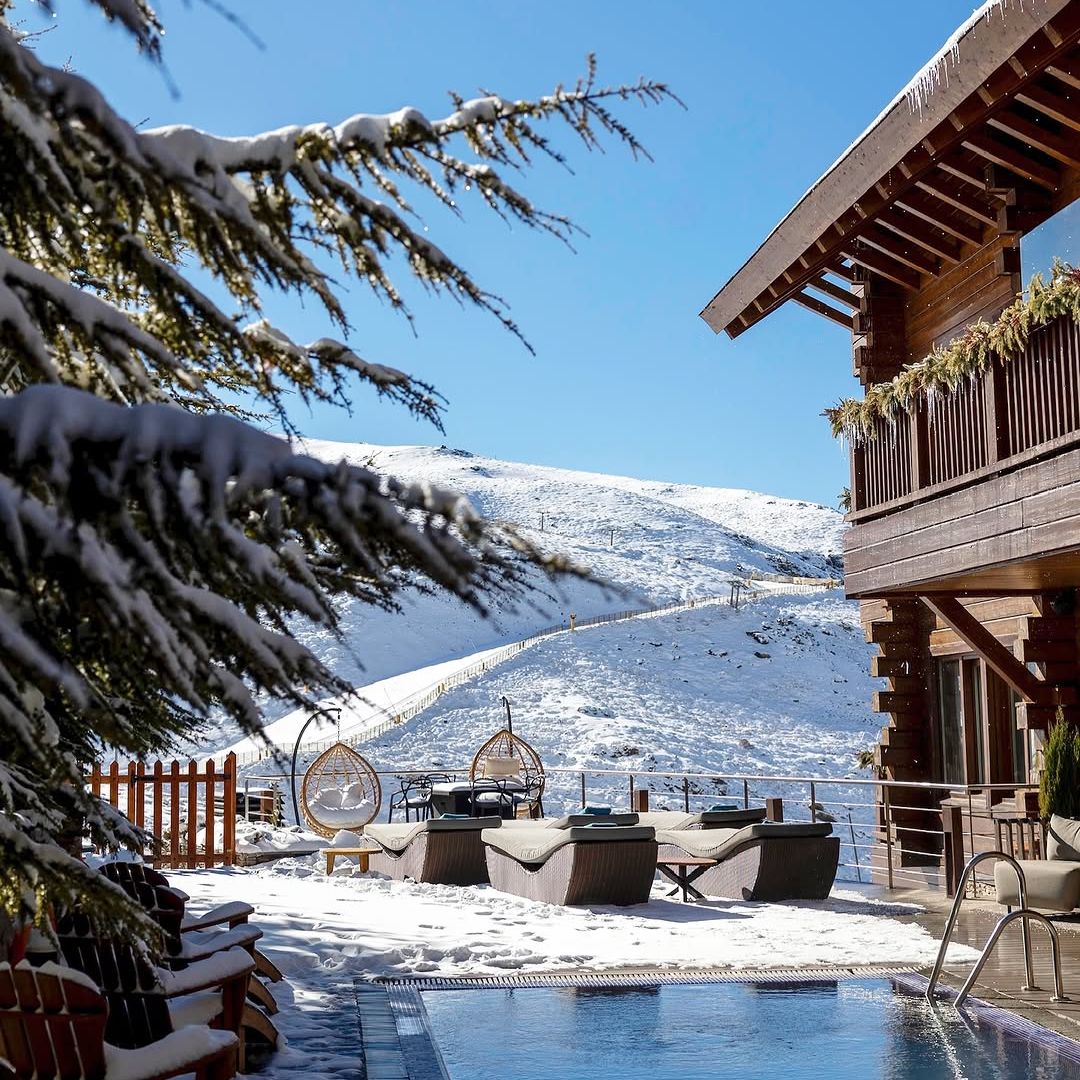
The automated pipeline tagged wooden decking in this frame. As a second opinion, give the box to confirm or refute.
[883,883,1080,1041]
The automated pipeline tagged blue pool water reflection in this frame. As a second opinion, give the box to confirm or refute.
[420,979,1080,1080]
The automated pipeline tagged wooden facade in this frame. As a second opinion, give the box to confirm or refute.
[703,1,1080,887]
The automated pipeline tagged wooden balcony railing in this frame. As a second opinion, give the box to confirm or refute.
[851,313,1080,516]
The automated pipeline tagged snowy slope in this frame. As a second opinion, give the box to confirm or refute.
[188,441,846,754]
[352,590,881,815]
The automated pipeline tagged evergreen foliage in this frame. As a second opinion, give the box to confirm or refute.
[0,0,674,940]
[1039,710,1080,820]
[825,261,1080,443]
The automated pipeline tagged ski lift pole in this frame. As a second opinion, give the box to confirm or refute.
[289,706,342,826]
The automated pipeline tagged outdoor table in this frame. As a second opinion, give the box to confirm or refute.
[656,856,718,902]
[324,846,378,874]
[430,778,524,817]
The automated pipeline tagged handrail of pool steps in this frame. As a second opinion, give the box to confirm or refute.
[925,851,1066,1008]
[225,577,839,767]
[237,765,1037,891]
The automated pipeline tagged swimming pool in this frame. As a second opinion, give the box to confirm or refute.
[411,975,1080,1080]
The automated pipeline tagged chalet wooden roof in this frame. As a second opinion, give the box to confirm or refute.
[700,0,1080,338]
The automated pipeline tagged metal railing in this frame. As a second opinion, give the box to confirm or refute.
[239,762,1038,891]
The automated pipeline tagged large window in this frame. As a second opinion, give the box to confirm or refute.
[938,659,965,784]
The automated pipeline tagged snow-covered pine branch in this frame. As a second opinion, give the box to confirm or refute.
[0,12,674,413]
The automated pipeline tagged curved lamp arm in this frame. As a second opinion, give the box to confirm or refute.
[289,706,342,826]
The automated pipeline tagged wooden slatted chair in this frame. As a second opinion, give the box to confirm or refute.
[98,863,282,985]
[0,961,238,1080]
[53,912,271,1071]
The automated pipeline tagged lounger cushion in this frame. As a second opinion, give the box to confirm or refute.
[501,813,639,830]
[482,825,655,866]
[995,858,1080,911]
[657,822,833,861]
[366,816,502,853]
[1047,815,1080,862]
[699,808,768,828]
[635,811,700,830]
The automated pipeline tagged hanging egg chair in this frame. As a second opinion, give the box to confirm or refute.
[469,697,545,816]
[300,742,382,838]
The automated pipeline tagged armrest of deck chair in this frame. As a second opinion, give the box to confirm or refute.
[103,1024,238,1080]
[180,901,253,933]
[156,947,255,998]
[167,924,263,964]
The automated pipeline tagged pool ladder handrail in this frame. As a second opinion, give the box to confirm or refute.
[925,850,1067,1009]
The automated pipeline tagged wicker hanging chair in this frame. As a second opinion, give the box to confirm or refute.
[469,711,545,817]
[300,742,382,838]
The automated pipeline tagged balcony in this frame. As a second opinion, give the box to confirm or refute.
[845,312,1080,597]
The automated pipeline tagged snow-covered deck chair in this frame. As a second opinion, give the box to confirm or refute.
[54,914,273,1073]
[483,825,658,906]
[0,961,238,1080]
[655,822,839,901]
[365,816,503,884]
[99,862,282,984]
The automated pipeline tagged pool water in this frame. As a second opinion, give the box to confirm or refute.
[420,978,1080,1080]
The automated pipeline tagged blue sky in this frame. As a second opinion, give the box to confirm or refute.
[28,1,983,506]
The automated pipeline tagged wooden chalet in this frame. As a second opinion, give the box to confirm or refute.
[702,0,1080,887]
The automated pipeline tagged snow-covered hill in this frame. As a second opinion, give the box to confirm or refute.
[188,441,848,755]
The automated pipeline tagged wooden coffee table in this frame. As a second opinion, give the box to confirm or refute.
[324,846,377,874]
[656,856,718,902]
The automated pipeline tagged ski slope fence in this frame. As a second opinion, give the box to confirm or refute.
[230,574,840,767]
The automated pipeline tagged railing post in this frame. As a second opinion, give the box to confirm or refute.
[683,776,690,812]
[765,797,783,822]
[910,405,929,492]
[810,781,817,822]
[742,780,749,809]
[632,788,650,813]
[883,785,894,890]
[943,803,965,898]
[580,772,586,809]
[628,774,635,811]
[983,360,1009,463]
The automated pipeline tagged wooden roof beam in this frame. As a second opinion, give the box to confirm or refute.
[961,131,1061,189]
[874,207,963,263]
[841,244,921,290]
[1014,80,1080,130]
[988,108,1080,167]
[1046,49,1080,90]
[856,223,941,276]
[791,290,855,330]
[914,173,1001,227]
[920,595,1049,703]
[806,274,860,309]
[893,191,986,245]
[825,259,857,283]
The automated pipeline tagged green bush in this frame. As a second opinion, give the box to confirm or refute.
[1039,711,1080,820]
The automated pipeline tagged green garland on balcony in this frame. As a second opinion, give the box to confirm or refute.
[825,260,1080,443]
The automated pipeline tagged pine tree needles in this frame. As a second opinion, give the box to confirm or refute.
[1039,710,1080,820]
[824,261,1080,443]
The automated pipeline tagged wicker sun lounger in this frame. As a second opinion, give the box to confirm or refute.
[365,816,502,885]
[483,825,657,906]
[500,812,641,830]
[656,822,839,901]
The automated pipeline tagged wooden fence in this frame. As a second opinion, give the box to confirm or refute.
[86,753,238,869]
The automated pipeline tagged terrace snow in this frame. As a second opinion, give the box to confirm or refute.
[174,862,977,1078]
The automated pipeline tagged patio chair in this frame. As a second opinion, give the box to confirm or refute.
[483,824,658,906]
[365,816,503,884]
[387,774,449,823]
[0,961,238,1080]
[300,742,381,837]
[655,822,839,901]
[54,912,275,1072]
[993,813,1080,911]
[501,812,641,830]
[98,861,283,984]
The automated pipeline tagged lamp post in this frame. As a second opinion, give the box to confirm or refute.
[289,706,342,826]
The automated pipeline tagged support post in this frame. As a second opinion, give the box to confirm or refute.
[765,797,784,822]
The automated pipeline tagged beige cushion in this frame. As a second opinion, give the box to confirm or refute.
[482,825,655,866]
[995,858,1080,911]
[500,813,639,830]
[1047,815,1080,862]
[657,822,833,861]
[366,816,501,852]
[482,758,521,779]
[699,808,768,829]
[635,811,700,831]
